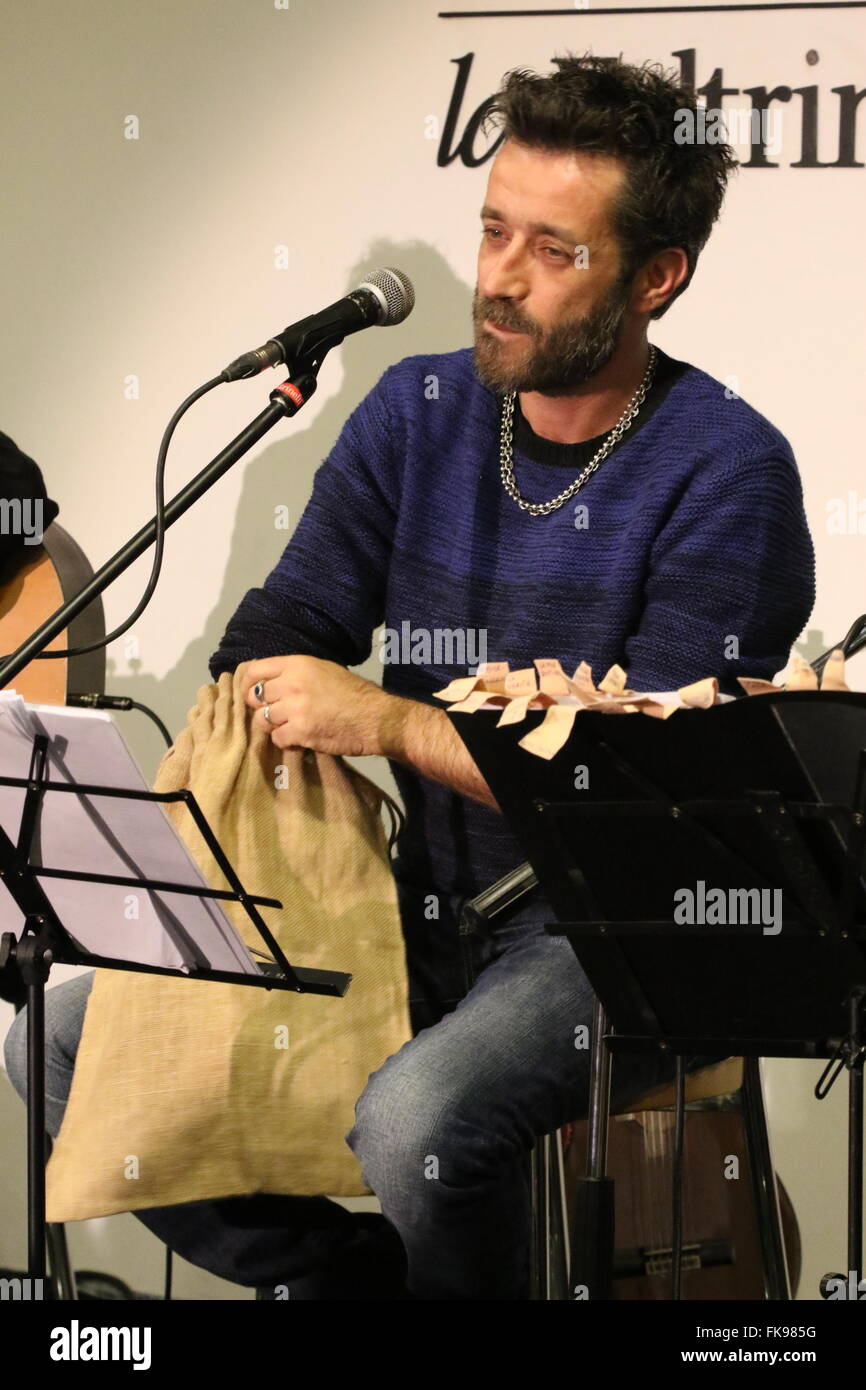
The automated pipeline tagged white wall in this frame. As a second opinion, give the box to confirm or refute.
[1,0,864,1298]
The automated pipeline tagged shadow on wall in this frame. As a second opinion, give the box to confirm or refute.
[794,630,831,666]
[101,241,473,774]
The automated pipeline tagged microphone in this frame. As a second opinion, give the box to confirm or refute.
[222,268,415,382]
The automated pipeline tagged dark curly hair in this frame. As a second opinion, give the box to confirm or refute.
[483,54,737,319]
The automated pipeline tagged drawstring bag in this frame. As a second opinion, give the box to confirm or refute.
[45,664,411,1221]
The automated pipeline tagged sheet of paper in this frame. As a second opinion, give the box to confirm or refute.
[0,693,260,976]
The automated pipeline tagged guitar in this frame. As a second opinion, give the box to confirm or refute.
[0,523,105,704]
[0,523,106,1009]
[562,1057,801,1299]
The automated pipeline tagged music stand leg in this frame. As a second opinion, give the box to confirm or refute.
[18,925,52,1285]
[818,987,866,1300]
[568,996,615,1300]
[846,991,864,1283]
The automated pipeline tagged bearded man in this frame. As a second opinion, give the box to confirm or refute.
[5,54,814,1300]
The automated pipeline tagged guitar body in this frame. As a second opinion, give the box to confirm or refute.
[0,546,67,702]
[565,1105,800,1299]
[0,523,105,705]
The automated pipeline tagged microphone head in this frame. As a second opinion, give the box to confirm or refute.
[357,268,415,326]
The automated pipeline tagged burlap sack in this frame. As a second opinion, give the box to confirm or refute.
[45,664,412,1221]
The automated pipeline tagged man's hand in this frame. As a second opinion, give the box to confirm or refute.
[240,654,498,810]
[241,655,389,756]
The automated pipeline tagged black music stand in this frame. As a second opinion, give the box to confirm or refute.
[0,727,351,1289]
[449,690,866,1300]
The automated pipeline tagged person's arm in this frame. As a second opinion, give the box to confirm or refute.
[210,365,401,679]
[620,447,815,693]
[216,364,499,810]
[378,443,812,800]
[377,691,499,811]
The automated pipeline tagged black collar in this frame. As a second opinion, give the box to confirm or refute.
[508,347,690,468]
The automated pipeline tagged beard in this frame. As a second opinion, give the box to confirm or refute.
[471,274,633,397]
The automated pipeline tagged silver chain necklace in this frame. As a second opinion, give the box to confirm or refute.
[499,344,657,517]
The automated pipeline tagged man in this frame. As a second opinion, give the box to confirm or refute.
[5,55,814,1299]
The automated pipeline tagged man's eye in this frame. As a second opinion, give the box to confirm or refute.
[543,247,568,260]
[482,227,503,240]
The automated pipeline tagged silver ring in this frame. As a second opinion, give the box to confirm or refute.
[263,704,272,725]
[253,681,265,703]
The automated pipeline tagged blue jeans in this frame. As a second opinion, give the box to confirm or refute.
[3,875,695,1299]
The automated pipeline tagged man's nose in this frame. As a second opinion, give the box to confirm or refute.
[481,242,530,301]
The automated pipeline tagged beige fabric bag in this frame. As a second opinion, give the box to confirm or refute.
[45,664,412,1222]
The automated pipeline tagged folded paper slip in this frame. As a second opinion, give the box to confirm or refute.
[434,655,850,761]
[45,665,412,1222]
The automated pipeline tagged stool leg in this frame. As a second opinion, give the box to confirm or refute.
[529,1140,545,1299]
[528,1131,571,1300]
[47,1220,77,1300]
[547,1130,572,1299]
[44,1132,77,1300]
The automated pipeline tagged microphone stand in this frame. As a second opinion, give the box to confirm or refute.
[0,358,326,1291]
[0,367,320,690]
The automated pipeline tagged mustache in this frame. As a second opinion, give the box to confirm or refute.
[476,300,538,336]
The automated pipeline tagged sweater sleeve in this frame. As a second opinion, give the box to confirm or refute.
[621,447,816,695]
[209,367,400,679]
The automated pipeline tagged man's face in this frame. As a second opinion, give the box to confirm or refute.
[473,140,635,396]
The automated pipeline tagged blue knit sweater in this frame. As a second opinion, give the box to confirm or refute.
[210,346,815,898]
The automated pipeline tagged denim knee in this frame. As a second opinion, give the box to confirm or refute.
[348,1052,515,1196]
[2,972,95,1132]
[4,1005,28,1098]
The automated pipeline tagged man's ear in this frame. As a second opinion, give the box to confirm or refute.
[630,247,690,316]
